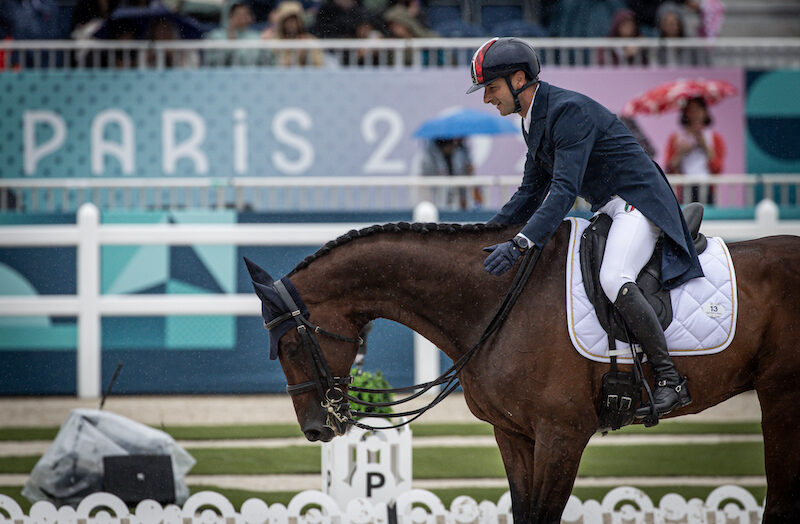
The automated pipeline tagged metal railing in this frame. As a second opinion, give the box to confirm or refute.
[1,174,798,213]
[2,38,799,70]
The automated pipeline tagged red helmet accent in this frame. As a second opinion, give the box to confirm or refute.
[471,37,499,85]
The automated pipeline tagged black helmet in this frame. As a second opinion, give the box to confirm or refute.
[467,37,540,112]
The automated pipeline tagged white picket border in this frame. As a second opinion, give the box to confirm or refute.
[0,485,765,523]
[0,200,799,398]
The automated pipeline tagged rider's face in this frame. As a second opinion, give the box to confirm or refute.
[483,78,515,116]
[484,72,528,117]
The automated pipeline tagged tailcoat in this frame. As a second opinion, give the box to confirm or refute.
[493,81,703,289]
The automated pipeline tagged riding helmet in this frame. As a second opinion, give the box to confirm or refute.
[467,37,541,94]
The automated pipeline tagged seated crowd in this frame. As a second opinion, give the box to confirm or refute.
[0,0,724,67]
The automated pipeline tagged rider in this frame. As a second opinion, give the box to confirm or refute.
[469,37,700,417]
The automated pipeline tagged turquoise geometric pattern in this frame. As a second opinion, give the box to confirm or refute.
[746,70,800,173]
[101,209,237,349]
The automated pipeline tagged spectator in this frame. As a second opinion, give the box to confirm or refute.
[71,0,123,38]
[598,8,648,66]
[262,1,324,67]
[625,0,699,29]
[663,97,726,204]
[204,3,263,66]
[655,2,700,65]
[0,0,64,39]
[382,3,437,65]
[351,13,384,65]
[382,3,436,38]
[146,17,199,67]
[312,0,370,38]
[420,138,481,210]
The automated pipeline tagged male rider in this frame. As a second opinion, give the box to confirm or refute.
[469,37,700,417]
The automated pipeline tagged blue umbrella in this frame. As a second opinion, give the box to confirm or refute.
[413,108,518,139]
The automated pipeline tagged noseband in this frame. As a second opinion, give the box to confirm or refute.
[267,280,361,434]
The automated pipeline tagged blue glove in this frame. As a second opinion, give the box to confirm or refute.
[483,240,523,276]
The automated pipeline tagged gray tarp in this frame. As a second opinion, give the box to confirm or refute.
[23,408,195,507]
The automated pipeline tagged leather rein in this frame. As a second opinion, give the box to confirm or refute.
[266,247,542,433]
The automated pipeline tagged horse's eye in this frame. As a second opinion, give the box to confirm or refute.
[280,339,302,360]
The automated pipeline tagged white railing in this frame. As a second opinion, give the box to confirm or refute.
[2,37,799,70]
[0,200,798,398]
[2,174,799,213]
[0,485,765,523]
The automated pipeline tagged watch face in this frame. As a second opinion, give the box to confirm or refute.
[515,237,529,249]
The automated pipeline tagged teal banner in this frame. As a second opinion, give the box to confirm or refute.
[0,68,748,180]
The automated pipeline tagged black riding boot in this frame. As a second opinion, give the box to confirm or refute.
[613,282,692,417]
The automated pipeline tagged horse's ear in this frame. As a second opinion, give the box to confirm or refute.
[243,257,274,286]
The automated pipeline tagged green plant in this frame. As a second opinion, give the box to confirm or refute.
[348,368,394,419]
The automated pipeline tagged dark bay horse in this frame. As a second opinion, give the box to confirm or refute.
[246,220,800,523]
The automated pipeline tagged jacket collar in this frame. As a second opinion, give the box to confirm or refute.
[531,81,549,121]
[525,81,549,153]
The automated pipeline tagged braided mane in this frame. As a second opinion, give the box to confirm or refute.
[289,221,507,275]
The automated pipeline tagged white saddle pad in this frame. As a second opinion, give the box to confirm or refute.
[565,217,738,363]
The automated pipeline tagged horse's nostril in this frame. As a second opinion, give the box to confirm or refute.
[304,429,322,442]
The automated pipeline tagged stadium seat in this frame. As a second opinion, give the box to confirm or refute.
[479,5,523,33]
[432,19,486,38]
[548,0,626,37]
[490,19,548,38]
[426,5,464,29]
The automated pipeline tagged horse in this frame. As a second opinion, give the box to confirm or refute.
[245,219,800,523]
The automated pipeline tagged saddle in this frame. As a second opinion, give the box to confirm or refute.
[580,202,707,344]
[582,202,706,432]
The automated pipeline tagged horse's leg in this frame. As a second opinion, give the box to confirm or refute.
[493,427,536,522]
[758,387,800,522]
[528,426,590,523]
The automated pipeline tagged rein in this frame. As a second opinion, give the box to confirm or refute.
[267,247,542,433]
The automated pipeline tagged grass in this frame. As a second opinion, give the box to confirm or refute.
[0,421,762,441]
[0,442,766,477]
[0,485,768,515]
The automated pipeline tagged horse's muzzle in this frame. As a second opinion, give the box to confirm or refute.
[304,425,335,442]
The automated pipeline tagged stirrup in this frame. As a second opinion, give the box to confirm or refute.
[635,377,691,420]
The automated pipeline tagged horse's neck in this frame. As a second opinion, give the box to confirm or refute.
[293,234,496,362]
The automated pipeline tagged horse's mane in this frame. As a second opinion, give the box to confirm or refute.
[289,221,508,275]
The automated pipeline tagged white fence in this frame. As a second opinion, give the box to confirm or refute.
[0,485,765,523]
[2,174,799,213]
[2,37,800,70]
[0,200,799,398]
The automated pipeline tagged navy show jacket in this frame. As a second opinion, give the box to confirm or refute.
[492,81,703,290]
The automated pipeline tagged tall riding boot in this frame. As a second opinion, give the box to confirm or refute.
[613,282,692,417]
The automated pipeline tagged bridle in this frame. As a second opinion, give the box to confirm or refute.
[265,247,542,434]
[268,279,359,435]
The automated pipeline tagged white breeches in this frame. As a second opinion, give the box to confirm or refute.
[598,196,661,302]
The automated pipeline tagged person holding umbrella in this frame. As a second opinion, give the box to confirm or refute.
[467,37,701,419]
[622,78,735,205]
[664,97,726,204]
[420,137,478,210]
[414,107,517,210]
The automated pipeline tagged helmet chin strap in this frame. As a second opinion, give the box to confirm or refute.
[504,76,539,114]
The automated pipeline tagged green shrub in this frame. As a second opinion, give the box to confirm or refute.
[348,368,394,419]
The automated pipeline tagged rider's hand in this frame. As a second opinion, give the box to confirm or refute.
[483,240,523,276]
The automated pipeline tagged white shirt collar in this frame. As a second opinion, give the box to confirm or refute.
[522,83,540,134]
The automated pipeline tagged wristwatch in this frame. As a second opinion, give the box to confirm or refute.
[513,235,533,250]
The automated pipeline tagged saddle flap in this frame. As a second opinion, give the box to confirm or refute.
[579,214,673,343]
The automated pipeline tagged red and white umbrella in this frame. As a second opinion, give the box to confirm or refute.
[622,79,737,117]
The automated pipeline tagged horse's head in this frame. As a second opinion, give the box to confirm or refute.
[244,257,362,442]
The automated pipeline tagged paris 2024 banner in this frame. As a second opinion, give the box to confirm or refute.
[0,67,745,183]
